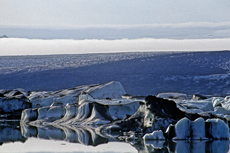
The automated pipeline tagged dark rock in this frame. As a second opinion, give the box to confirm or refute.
[0,93,4,97]
[106,97,112,100]
[145,95,185,120]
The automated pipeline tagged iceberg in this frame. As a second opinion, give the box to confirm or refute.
[173,117,206,140]
[0,81,229,152]
[143,130,165,140]
[206,118,230,140]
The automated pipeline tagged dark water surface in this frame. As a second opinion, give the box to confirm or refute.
[0,121,230,153]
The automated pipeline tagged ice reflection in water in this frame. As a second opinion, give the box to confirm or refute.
[169,140,229,153]
[1,122,230,153]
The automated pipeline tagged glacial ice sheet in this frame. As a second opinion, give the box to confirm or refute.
[1,51,230,96]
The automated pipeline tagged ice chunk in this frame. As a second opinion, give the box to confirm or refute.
[214,107,230,115]
[21,99,140,126]
[192,118,206,139]
[212,97,224,107]
[205,118,229,139]
[28,81,126,108]
[220,96,230,110]
[173,117,190,140]
[173,117,206,140]
[173,117,229,140]
[84,81,126,99]
[143,130,165,140]
[78,94,95,102]
[176,99,214,113]
[157,92,188,100]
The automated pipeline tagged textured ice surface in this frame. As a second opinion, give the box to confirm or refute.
[28,81,125,108]
[21,81,141,125]
[176,98,214,113]
[174,117,206,140]
[173,117,229,140]
[1,51,230,96]
[206,118,230,139]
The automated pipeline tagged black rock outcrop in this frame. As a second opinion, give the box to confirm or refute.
[145,95,185,120]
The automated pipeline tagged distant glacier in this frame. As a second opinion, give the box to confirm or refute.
[0,51,230,96]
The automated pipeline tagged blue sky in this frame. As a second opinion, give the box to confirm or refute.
[1,0,230,27]
[1,0,230,55]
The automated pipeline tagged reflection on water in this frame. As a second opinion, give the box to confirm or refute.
[0,121,27,145]
[0,122,230,153]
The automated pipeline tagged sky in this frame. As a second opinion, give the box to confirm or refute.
[1,0,230,27]
[0,0,230,55]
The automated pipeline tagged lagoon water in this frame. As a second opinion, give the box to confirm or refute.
[1,133,230,153]
[0,122,230,153]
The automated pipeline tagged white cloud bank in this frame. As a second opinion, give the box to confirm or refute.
[0,38,230,56]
